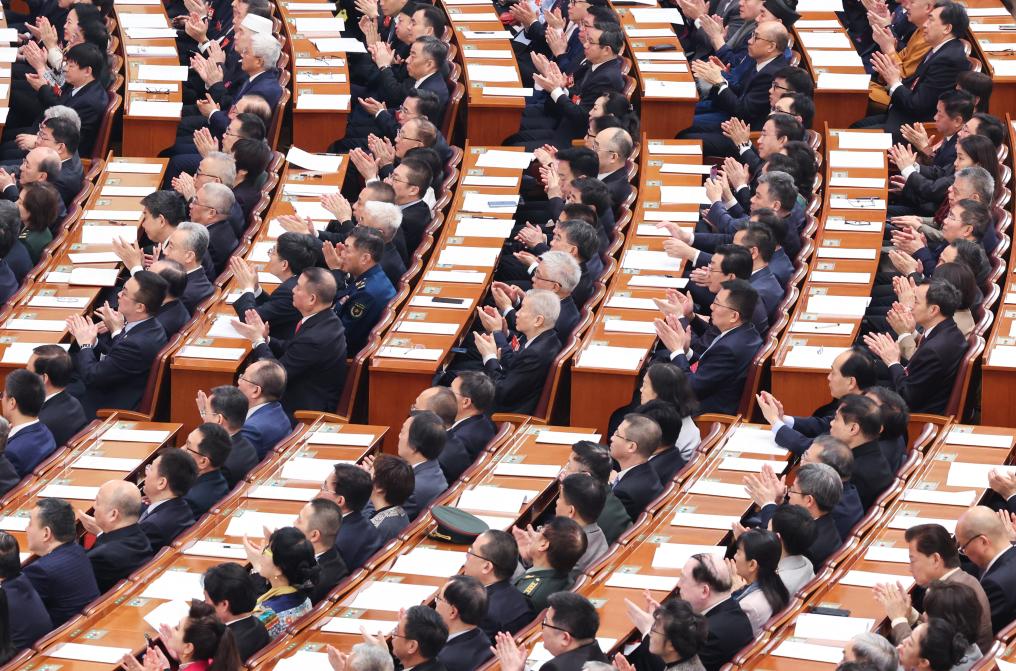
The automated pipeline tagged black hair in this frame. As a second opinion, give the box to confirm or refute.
[840,347,878,390]
[836,394,883,439]
[774,66,814,96]
[737,529,789,614]
[232,139,272,185]
[156,447,199,496]
[719,278,759,325]
[644,363,699,418]
[42,117,80,155]
[904,524,960,568]
[925,279,962,318]
[546,592,599,640]
[556,147,600,180]
[442,575,487,626]
[715,244,753,279]
[654,598,708,659]
[196,422,232,468]
[570,441,613,483]
[30,344,74,388]
[203,562,260,615]
[477,529,519,581]
[403,604,448,659]
[267,526,319,589]
[183,601,243,671]
[35,498,76,543]
[969,112,1004,146]
[5,369,44,416]
[132,270,170,315]
[332,463,373,511]
[938,89,975,122]
[455,371,494,414]
[154,259,188,299]
[541,516,586,572]
[346,226,385,263]
[560,473,607,523]
[142,190,188,227]
[957,71,992,113]
[771,504,816,556]
[407,411,446,460]
[372,454,415,506]
[209,385,249,431]
[634,399,683,449]
[918,618,969,671]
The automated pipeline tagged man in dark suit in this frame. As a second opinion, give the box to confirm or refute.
[182,423,232,518]
[463,530,535,639]
[655,279,764,415]
[203,562,272,660]
[492,592,608,670]
[0,419,21,499]
[355,36,450,114]
[681,21,790,156]
[387,158,433,255]
[237,360,293,459]
[0,530,51,652]
[955,507,1016,634]
[447,372,497,460]
[564,441,633,545]
[0,206,18,306]
[475,289,564,415]
[828,395,894,511]
[231,233,318,340]
[392,411,448,521]
[80,481,153,592]
[803,435,865,540]
[202,386,260,488]
[675,553,753,671]
[325,463,383,570]
[391,605,448,671]
[864,280,967,414]
[164,222,215,313]
[734,225,784,324]
[24,498,100,627]
[0,147,62,206]
[294,498,348,604]
[233,268,348,416]
[634,400,688,484]
[609,414,664,521]
[590,127,634,215]
[139,449,198,550]
[149,260,192,337]
[858,2,971,140]
[66,271,170,419]
[37,117,84,207]
[1,370,57,478]
[189,183,239,276]
[497,251,584,344]
[29,345,88,448]
[436,575,493,671]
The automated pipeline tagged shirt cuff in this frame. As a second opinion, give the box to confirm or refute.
[252,338,267,348]
[500,306,514,317]
[197,41,211,53]
[738,143,752,154]
[527,262,539,274]
[900,164,918,180]
[891,617,909,628]
[724,197,738,208]
[253,286,264,298]
[130,265,144,276]
[694,17,702,28]
[716,83,728,95]
[888,82,902,96]
[896,332,913,342]
[482,353,497,364]
[550,87,567,102]
[770,419,786,435]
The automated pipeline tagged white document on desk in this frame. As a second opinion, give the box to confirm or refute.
[141,570,206,601]
[293,17,345,33]
[889,514,957,534]
[295,71,347,83]
[829,196,886,210]
[107,162,162,173]
[492,462,561,478]
[0,516,28,531]
[50,643,134,664]
[322,617,398,634]
[797,31,851,49]
[864,545,911,563]
[660,163,711,175]
[395,321,458,335]
[634,50,687,61]
[225,511,296,537]
[409,295,472,309]
[796,19,842,27]
[817,72,872,90]
[207,316,246,339]
[659,186,708,204]
[137,64,188,81]
[39,484,99,499]
[457,486,537,513]
[120,12,169,27]
[312,37,366,52]
[282,183,339,196]
[824,216,882,232]
[790,321,854,335]
[621,250,681,272]
[463,30,512,39]
[830,175,886,189]
[805,294,871,317]
[143,600,192,632]
[817,246,877,259]
[298,93,351,110]
[772,641,845,664]
[718,457,784,473]
[81,225,136,244]
[603,319,656,334]
[101,185,157,197]
[102,427,171,442]
[945,430,1012,447]
[902,488,978,506]
[83,209,143,220]
[481,86,534,97]
[390,548,466,577]
[722,427,785,455]
[638,62,688,73]
[829,150,884,169]
[627,275,688,289]
[687,480,750,498]
[462,175,518,187]
[295,57,345,67]
[651,543,723,569]
[4,319,65,332]
[247,240,275,262]
[642,210,700,222]
[577,344,646,370]
[1,343,68,364]
[947,462,1015,488]
[69,251,123,264]
[794,613,875,642]
[286,146,344,173]
[631,7,683,22]
[783,345,849,370]
[604,295,659,310]
[454,218,514,238]
[130,100,183,117]
[643,79,697,97]
[291,200,335,220]
[125,27,178,38]
[307,431,374,446]
[350,581,437,611]
[177,346,246,360]
[670,512,741,530]
[273,652,333,671]
[840,570,915,590]
[73,456,141,471]
[836,131,893,150]
[475,149,534,169]
[182,541,247,559]
[438,245,500,267]
[809,271,872,284]
[127,44,178,55]
[605,572,679,591]
[425,269,486,283]
[989,345,1016,367]
[466,63,518,82]
[282,457,342,482]
[461,192,520,213]
[69,268,119,286]
[462,48,512,58]
[626,27,674,37]
[808,49,863,67]
[247,485,317,502]
[535,430,600,444]
[647,143,700,154]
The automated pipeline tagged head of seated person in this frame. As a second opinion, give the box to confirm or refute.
[956,70,992,113]
[231,138,272,190]
[92,480,143,534]
[17,181,61,236]
[591,126,633,177]
[733,224,775,271]
[243,33,282,76]
[294,497,343,554]
[397,118,438,157]
[16,148,60,190]
[958,112,1004,147]
[954,134,1000,192]
[633,398,684,457]
[144,448,198,504]
[323,463,372,515]
[950,166,995,213]
[184,422,231,475]
[533,250,581,300]
[540,592,601,658]
[190,182,234,227]
[581,26,623,66]
[149,259,187,306]
[780,141,818,202]
[198,152,238,190]
[359,200,402,244]
[412,386,456,427]
[393,2,417,46]
[769,66,813,111]
[789,463,842,520]
[292,266,337,318]
[407,36,448,81]
[409,4,446,41]
[63,42,105,90]
[166,221,211,272]
[28,344,76,396]
[449,371,494,422]
[745,21,788,65]
[705,246,753,291]
[235,0,272,24]
[751,170,798,216]
[898,618,972,671]
[529,515,586,575]
[240,359,287,408]
[400,89,444,128]
[932,90,975,141]
[368,454,414,514]
[942,198,989,243]
[514,289,560,340]
[774,92,815,129]
[140,190,189,245]
[26,497,77,556]
[402,147,442,192]
[233,95,273,131]
[842,631,897,671]
[434,574,487,635]
[38,116,80,162]
[2,369,45,428]
[225,112,267,152]
[163,602,243,669]
[555,472,607,529]
[397,410,445,465]
[567,177,611,222]
[337,225,385,280]
[386,157,431,206]
[610,413,660,470]
[924,1,969,49]
[678,552,735,614]
[771,503,816,561]
[392,605,448,668]
[203,561,260,620]
[757,114,804,161]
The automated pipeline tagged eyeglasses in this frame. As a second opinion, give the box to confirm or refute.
[192,200,219,213]
[533,271,560,287]
[195,170,220,182]
[750,32,775,43]
[238,375,261,389]
[711,300,737,313]
[466,549,492,563]
[541,619,572,635]
[770,82,790,92]
[184,446,205,460]
[396,128,422,143]
[614,430,633,443]
[957,533,984,555]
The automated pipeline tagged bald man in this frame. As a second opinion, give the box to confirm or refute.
[591,127,634,213]
[83,480,154,592]
[955,506,1016,633]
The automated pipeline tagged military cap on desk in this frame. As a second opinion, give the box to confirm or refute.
[429,506,489,544]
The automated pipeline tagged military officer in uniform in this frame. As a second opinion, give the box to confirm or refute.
[326,226,396,354]
[511,516,586,611]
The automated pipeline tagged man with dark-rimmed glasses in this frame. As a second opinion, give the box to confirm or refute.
[463,529,535,639]
[181,422,232,517]
[491,591,608,670]
[236,359,292,458]
[955,506,1016,634]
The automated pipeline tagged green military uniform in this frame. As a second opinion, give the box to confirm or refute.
[597,492,633,545]
[513,567,571,612]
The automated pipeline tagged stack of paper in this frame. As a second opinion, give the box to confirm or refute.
[281,457,340,482]
[390,548,466,577]
[836,132,892,150]
[475,150,534,169]
[782,345,850,370]
[224,510,297,537]
[348,581,437,611]
[457,485,537,513]
[794,613,875,642]
[577,344,646,370]
[651,542,723,569]
[141,571,206,601]
[286,146,343,172]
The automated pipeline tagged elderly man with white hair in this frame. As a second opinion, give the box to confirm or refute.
[359,200,406,286]
[492,250,582,343]
[474,288,563,415]
[189,182,239,275]
[842,632,898,671]
[165,221,215,312]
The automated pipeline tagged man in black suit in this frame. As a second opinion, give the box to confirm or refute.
[733,225,784,324]
[0,531,52,652]
[392,411,448,520]
[164,222,216,313]
[355,36,450,113]
[801,435,865,541]
[386,157,432,255]
[414,386,471,484]
[463,530,535,639]
[491,592,608,670]
[858,2,971,140]
[202,562,271,660]
[654,279,764,415]
[182,422,232,518]
[149,260,192,337]
[79,481,153,592]
[590,127,634,214]
[675,553,753,671]
[682,21,790,156]
[448,372,497,460]
[955,506,1016,634]
[864,280,967,414]
[828,395,894,511]
[189,183,239,276]
[200,385,260,488]
[635,400,688,484]
[0,419,21,499]
[230,233,318,340]
[0,147,62,206]
[436,575,493,671]
[29,345,88,448]
[0,205,18,306]
[609,414,664,521]
[36,117,84,207]
[233,267,348,416]
[475,289,563,415]
[238,360,293,459]
[391,605,448,671]
[294,498,348,604]
[24,498,100,627]
[139,448,198,550]
[66,271,170,419]
[494,251,583,344]
[324,463,382,570]
[2,370,57,478]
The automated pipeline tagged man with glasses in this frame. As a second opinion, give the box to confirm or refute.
[138,448,198,550]
[34,117,83,207]
[198,385,260,488]
[591,126,634,209]
[0,147,61,205]
[492,592,608,670]
[673,553,752,671]
[954,506,1016,634]
[463,530,535,638]
[237,360,292,458]
[609,414,664,521]
[28,344,88,449]
[435,575,493,671]
[491,251,583,343]
[390,605,448,671]
[189,182,239,275]
[181,422,232,517]
[163,221,216,312]
[231,232,318,340]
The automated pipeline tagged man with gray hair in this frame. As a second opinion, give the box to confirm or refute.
[189,182,239,274]
[329,641,395,671]
[9,106,82,156]
[173,152,246,238]
[0,146,61,202]
[474,288,563,414]
[165,221,215,311]
[493,251,582,343]
[803,434,864,539]
[841,632,897,671]
[81,480,154,592]
[745,462,844,570]
[360,200,406,286]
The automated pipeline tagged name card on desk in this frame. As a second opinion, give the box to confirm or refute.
[248,485,318,502]
[902,488,978,506]
[126,44,178,56]
[630,7,683,23]
[275,652,332,671]
[83,209,143,220]
[107,162,162,173]
[457,485,537,513]
[425,269,486,283]
[625,27,674,37]
[888,514,957,534]
[311,37,366,52]
[535,430,601,444]
[628,275,688,289]
[375,346,443,360]
[182,541,247,559]
[4,319,65,332]
[124,27,178,38]
[783,345,850,370]
[322,617,398,634]
[39,484,100,500]
[687,480,750,498]
[492,462,562,478]
[670,512,741,530]
[136,64,188,81]
[644,79,698,98]
[49,643,134,664]
[129,100,183,117]
[391,548,467,578]
[945,429,1012,447]
[176,345,246,360]
[840,570,915,590]
[651,543,723,570]
[1,342,68,363]
[286,146,343,173]
[605,572,679,591]
[576,344,647,370]
[101,185,157,197]
[438,245,500,266]
[454,217,515,237]
[297,93,351,110]
[409,295,472,309]
[395,321,458,335]
[817,72,872,90]
[295,57,346,67]
[864,545,911,563]
[476,149,535,169]
[817,247,877,260]
[466,63,518,82]
[806,294,871,317]
[225,511,297,537]
[350,581,438,611]
[790,321,854,335]
[604,319,656,334]
[772,641,845,664]
[72,456,141,471]
[141,571,206,601]
[797,30,851,49]
[794,613,875,642]
[809,270,872,284]
[461,192,520,213]
[947,462,1015,488]
[621,250,682,272]
[830,176,886,189]
[80,226,137,245]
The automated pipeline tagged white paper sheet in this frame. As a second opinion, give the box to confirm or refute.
[224,511,296,537]
[829,150,884,169]
[286,147,343,173]
[604,295,659,310]
[81,225,137,244]
[298,93,351,110]
[4,319,65,332]
[107,162,162,174]
[863,545,911,563]
[605,572,679,591]
[824,216,883,233]
[293,17,345,33]
[83,209,143,221]
[1,343,68,364]
[839,570,915,590]
[73,456,141,471]
[718,457,784,473]
[475,150,534,169]
[102,428,171,443]
[453,218,515,238]
[722,428,785,455]
[830,176,886,189]
[805,294,871,317]
[481,86,534,97]
[0,516,29,531]
[660,163,712,175]
[687,480,750,498]
[947,462,1015,488]
[295,72,347,83]
[809,271,872,284]
[835,131,893,150]
[39,484,100,500]
[621,250,682,272]
[626,28,675,38]
[408,295,472,309]
[888,515,957,534]
[944,430,1012,447]
[794,613,875,642]
[140,571,206,601]
[438,245,500,267]
[651,543,723,569]
[462,49,513,58]
[631,7,683,23]
[989,345,1016,367]
[425,269,486,284]
[829,196,886,210]
[991,59,1016,76]
[143,600,191,631]
[205,316,245,339]
[390,548,466,577]
[492,462,561,478]
[577,344,647,371]
[466,63,519,82]
[120,13,169,27]
[771,641,845,663]
[461,192,520,213]
[817,72,872,90]
[321,617,398,634]
[394,321,459,335]
[292,200,336,220]
[281,457,340,482]
[790,321,854,335]
[535,431,600,444]
[634,50,687,61]
[248,485,318,502]
[295,57,345,67]
[797,31,852,49]
[796,19,843,27]
[660,186,708,204]
[349,581,437,611]
[274,651,333,671]
[182,540,247,559]
[902,488,978,506]
[177,346,246,360]
[462,176,518,187]
[312,37,367,52]
[808,49,863,67]
[126,45,178,56]
[782,345,850,370]
[129,100,183,117]
[306,431,374,446]
[457,486,537,513]
[627,275,689,289]
[816,247,876,259]
[644,79,698,98]
[670,512,741,530]
[463,30,512,39]
[49,643,133,664]
[137,64,188,81]
[68,252,123,264]
[282,183,339,197]
[638,62,688,73]
[603,320,656,334]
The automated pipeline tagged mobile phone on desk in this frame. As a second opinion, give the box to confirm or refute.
[649,43,677,51]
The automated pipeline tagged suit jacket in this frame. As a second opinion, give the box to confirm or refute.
[157,299,191,337]
[666,323,762,415]
[310,546,349,604]
[181,268,215,313]
[229,614,272,661]
[400,200,432,255]
[479,579,534,639]
[711,56,788,129]
[72,318,167,419]
[233,180,260,223]
[774,399,840,456]
[613,461,663,521]
[380,242,406,287]
[548,58,625,143]
[209,68,283,114]
[39,390,87,448]
[438,434,472,484]
[699,597,754,671]
[601,168,632,215]
[750,266,783,323]
[4,572,52,651]
[870,26,930,107]
[886,39,970,133]
[86,523,153,592]
[38,80,109,156]
[5,421,57,477]
[139,497,195,551]
[374,67,449,110]
[542,641,608,671]
[0,260,16,305]
[448,414,497,459]
[804,513,842,571]
[206,219,239,276]
[252,308,348,416]
[335,509,382,570]
[833,482,864,540]
[851,440,894,510]
[438,627,493,671]
[485,329,563,415]
[241,402,292,459]
[404,459,447,521]
[597,492,633,545]
[23,542,100,627]
[980,545,1016,634]
[888,318,965,414]
[55,154,84,206]
[648,447,687,484]
[891,567,994,653]
[184,469,230,518]
[222,432,260,489]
